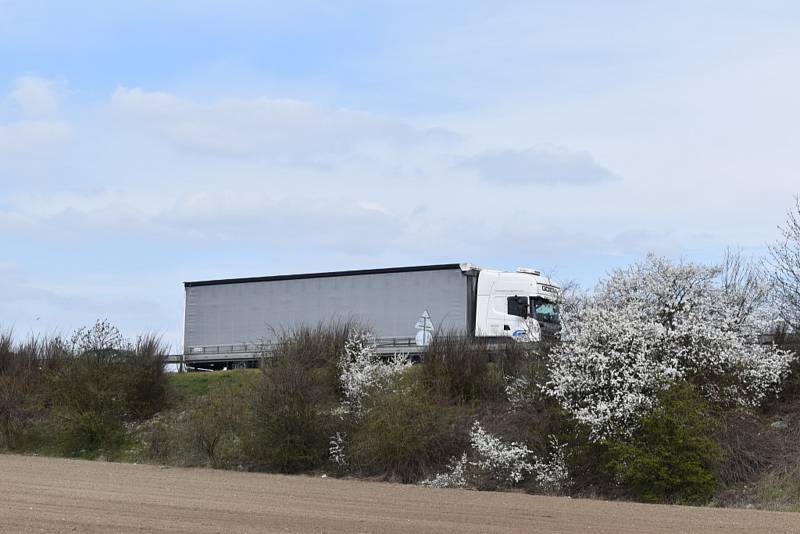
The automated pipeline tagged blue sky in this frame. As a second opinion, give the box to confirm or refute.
[2,1,799,349]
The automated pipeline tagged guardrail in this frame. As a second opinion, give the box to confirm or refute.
[183,336,418,355]
[168,336,425,366]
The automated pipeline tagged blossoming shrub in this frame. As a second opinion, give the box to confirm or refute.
[468,421,534,487]
[338,330,411,415]
[422,421,570,493]
[547,254,794,440]
[532,435,571,494]
[423,453,469,488]
[328,431,347,469]
[603,384,722,505]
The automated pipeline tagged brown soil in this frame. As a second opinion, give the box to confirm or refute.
[1,454,797,533]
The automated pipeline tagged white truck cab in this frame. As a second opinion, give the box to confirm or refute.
[474,267,561,342]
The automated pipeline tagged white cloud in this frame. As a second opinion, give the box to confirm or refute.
[2,68,790,305]
[108,87,460,162]
[458,147,618,185]
[0,119,72,154]
[0,187,406,256]
[9,76,59,116]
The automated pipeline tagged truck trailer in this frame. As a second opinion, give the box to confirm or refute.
[182,263,560,367]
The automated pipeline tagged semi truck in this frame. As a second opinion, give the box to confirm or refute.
[181,263,561,367]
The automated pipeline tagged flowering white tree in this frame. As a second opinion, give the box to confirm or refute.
[330,330,411,467]
[338,330,410,415]
[547,254,794,440]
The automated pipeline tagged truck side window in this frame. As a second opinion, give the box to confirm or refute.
[507,296,528,318]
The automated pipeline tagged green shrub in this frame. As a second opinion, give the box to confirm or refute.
[49,409,128,458]
[348,384,468,483]
[603,384,722,505]
[119,334,172,420]
[248,364,334,472]
[45,322,170,457]
[47,353,129,457]
[246,324,351,473]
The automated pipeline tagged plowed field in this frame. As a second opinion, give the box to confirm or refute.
[1,454,796,533]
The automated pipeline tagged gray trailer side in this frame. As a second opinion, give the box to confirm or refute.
[183,264,478,364]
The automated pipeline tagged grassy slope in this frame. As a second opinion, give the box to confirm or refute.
[170,369,260,404]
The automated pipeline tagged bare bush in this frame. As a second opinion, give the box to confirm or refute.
[419,331,502,403]
[716,410,783,486]
[769,196,800,333]
[721,249,773,329]
[0,333,41,449]
[265,322,355,394]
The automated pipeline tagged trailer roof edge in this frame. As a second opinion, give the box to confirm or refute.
[184,263,474,287]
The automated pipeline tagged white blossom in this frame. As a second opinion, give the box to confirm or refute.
[532,435,570,494]
[422,422,534,488]
[505,375,536,410]
[329,432,347,467]
[546,254,795,440]
[469,421,534,485]
[338,330,411,415]
[421,453,468,488]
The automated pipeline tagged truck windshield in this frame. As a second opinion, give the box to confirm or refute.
[531,297,559,323]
